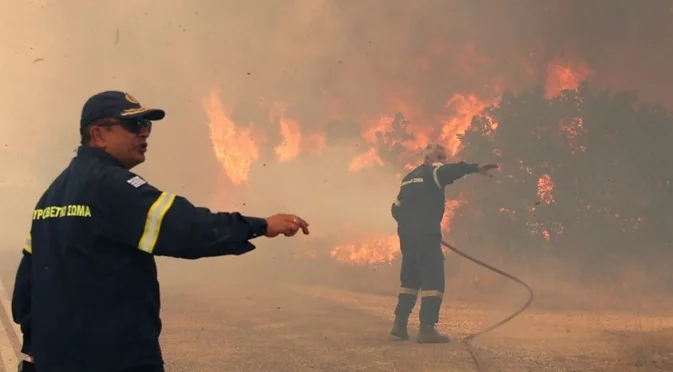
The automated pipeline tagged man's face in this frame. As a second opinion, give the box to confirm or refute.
[89,117,152,169]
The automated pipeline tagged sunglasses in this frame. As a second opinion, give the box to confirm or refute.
[113,118,153,134]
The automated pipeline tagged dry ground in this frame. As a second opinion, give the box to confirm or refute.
[0,251,672,372]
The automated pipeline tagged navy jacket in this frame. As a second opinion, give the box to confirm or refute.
[391,162,478,234]
[12,146,267,372]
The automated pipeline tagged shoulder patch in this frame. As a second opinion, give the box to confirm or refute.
[127,175,147,188]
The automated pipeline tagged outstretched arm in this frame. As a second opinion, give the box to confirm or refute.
[101,170,268,259]
[432,162,479,188]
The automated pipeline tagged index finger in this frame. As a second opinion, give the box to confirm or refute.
[295,217,310,235]
[289,215,307,226]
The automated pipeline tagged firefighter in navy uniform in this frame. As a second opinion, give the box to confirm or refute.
[389,143,498,343]
[11,90,310,372]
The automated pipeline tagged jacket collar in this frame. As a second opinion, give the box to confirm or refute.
[76,146,126,168]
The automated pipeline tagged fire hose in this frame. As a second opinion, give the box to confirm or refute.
[441,239,534,372]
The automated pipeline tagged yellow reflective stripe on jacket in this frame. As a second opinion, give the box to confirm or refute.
[23,234,32,254]
[432,163,443,188]
[138,192,176,253]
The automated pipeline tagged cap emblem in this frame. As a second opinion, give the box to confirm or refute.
[124,93,139,104]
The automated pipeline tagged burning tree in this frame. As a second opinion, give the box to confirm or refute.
[456,82,673,277]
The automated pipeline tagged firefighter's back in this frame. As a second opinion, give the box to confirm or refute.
[395,163,446,232]
[30,152,163,372]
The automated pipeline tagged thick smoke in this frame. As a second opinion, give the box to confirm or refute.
[1,0,671,247]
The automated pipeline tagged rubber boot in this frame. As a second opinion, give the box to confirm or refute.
[390,315,410,340]
[417,324,450,344]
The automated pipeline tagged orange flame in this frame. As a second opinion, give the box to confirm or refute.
[329,197,466,265]
[202,42,597,266]
[329,235,399,266]
[441,94,495,157]
[441,198,466,231]
[348,93,498,174]
[271,103,326,162]
[537,174,555,205]
[204,89,260,186]
[560,117,585,140]
[348,147,384,173]
[275,116,301,162]
[347,114,409,173]
[545,57,593,98]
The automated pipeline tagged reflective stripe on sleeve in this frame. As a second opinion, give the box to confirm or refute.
[23,234,32,254]
[138,192,176,253]
[432,164,442,188]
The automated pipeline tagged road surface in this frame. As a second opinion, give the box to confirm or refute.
[0,252,672,372]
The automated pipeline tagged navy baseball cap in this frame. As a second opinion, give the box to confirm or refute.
[80,90,166,128]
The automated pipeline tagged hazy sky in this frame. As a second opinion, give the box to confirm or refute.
[1,0,671,248]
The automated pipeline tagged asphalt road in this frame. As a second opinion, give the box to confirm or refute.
[1,251,672,372]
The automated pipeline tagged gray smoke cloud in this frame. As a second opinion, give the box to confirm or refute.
[1,0,671,248]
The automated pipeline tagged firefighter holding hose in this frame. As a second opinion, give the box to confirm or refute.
[390,143,498,343]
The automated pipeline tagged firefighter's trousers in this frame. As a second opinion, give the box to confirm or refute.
[394,229,445,325]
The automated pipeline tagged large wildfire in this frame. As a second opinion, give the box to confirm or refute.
[196,0,673,271]
[202,52,591,266]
